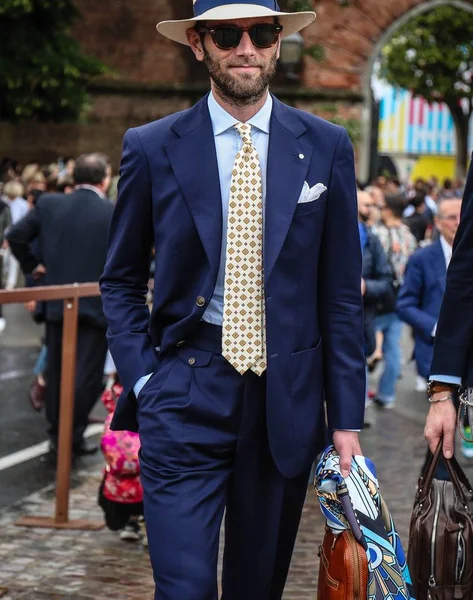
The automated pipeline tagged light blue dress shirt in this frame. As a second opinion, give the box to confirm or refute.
[202,91,272,325]
[133,92,272,398]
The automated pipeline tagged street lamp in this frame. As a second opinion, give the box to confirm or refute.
[279,32,304,81]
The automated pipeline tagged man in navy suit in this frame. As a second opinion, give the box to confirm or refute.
[397,197,462,382]
[100,1,366,597]
[397,197,461,476]
[426,162,473,460]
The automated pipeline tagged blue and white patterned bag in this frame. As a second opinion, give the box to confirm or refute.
[316,445,416,600]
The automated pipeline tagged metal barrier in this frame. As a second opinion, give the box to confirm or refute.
[0,283,104,530]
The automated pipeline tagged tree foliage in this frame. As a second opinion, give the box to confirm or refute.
[379,5,473,106]
[379,5,473,177]
[0,0,107,122]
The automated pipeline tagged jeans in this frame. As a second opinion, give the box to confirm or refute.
[375,312,402,405]
[33,344,48,377]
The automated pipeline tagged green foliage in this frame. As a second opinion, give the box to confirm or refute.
[0,0,107,121]
[285,0,315,12]
[304,43,325,61]
[379,5,473,108]
[329,116,362,146]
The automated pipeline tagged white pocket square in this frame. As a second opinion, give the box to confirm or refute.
[298,182,327,204]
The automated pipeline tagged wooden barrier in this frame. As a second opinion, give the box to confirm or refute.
[0,283,104,530]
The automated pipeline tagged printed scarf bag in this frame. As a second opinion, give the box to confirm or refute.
[316,446,416,600]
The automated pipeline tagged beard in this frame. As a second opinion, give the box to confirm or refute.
[203,44,278,108]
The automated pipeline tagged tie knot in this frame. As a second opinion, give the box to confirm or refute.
[234,122,253,146]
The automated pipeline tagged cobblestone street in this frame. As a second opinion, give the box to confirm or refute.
[0,378,449,600]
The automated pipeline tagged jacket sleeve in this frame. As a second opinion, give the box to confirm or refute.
[5,207,40,274]
[99,128,159,398]
[363,234,393,302]
[396,253,436,341]
[430,156,473,381]
[319,128,366,431]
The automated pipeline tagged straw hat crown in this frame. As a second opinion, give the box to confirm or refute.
[157,0,316,46]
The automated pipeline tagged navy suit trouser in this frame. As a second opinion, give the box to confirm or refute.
[137,322,310,600]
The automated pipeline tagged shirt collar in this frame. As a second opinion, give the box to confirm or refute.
[208,91,272,136]
[440,235,452,262]
[75,184,106,199]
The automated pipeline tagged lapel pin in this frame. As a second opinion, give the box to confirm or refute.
[298,153,304,160]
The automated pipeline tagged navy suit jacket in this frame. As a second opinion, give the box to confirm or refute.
[8,189,113,329]
[396,240,446,379]
[431,155,473,385]
[100,94,366,478]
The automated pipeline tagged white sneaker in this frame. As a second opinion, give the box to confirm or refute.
[416,376,427,393]
[119,520,141,542]
[0,318,5,334]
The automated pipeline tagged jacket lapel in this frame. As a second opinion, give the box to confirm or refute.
[165,96,222,275]
[265,97,313,281]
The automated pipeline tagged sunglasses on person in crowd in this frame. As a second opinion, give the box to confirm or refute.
[198,23,283,50]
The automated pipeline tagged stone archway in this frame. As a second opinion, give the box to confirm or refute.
[302,0,473,181]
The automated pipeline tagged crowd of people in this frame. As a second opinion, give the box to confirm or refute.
[356,174,472,457]
[0,151,470,542]
[0,154,149,543]
[0,159,468,436]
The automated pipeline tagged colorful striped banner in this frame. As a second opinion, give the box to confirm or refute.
[378,85,473,155]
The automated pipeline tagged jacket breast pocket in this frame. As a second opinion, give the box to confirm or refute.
[293,192,327,216]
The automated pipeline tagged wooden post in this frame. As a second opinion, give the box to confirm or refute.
[54,297,79,523]
[5,284,104,531]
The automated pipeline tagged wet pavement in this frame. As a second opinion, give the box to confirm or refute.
[2,378,469,599]
[1,304,473,598]
[0,304,104,510]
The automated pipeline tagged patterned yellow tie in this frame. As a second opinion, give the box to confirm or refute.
[222,122,267,376]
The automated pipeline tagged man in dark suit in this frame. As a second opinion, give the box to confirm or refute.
[397,197,461,381]
[100,2,366,597]
[7,154,113,455]
[425,169,473,459]
[398,197,462,476]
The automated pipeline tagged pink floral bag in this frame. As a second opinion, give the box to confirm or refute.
[100,384,143,504]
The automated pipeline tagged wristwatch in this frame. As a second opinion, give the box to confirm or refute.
[427,380,455,398]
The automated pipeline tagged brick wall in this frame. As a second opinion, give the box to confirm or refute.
[72,0,189,84]
[3,0,473,166]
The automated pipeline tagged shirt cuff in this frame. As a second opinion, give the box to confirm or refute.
[133,373,153,398]
[334,430,361,433]
[429,374,462,386]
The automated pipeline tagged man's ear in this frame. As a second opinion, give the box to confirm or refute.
[186,28,205,62]
[275,38,281,61]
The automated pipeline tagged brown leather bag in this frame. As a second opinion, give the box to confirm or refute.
[408,441,473,600]
[317,526,368,600]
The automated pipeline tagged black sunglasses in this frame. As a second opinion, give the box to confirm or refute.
[198,23,283,50]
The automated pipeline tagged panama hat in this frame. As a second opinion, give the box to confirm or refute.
[157,0,316,46]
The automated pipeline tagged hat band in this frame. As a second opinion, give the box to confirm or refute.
[193,0,281,17]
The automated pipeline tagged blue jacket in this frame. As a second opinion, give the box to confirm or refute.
[100,94,366,478]
[396,240,446,379]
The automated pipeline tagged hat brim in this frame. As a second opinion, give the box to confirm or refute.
[157,6,316,46]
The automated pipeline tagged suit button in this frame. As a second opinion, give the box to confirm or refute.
[188,357,196,365]
[196,296,206,307]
